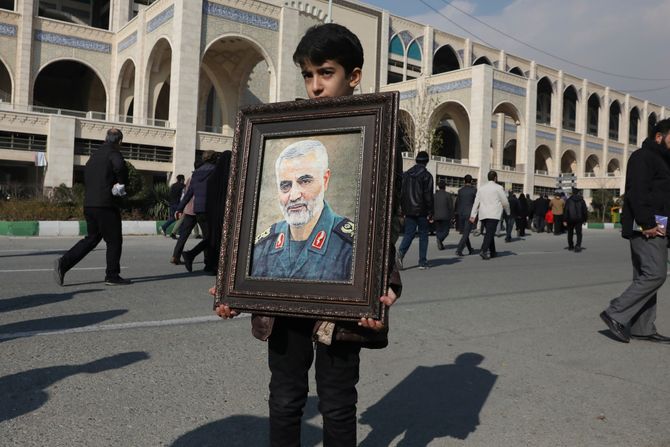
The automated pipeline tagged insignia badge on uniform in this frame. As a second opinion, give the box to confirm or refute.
[333,219,355,243]
[255,226,272,244]
[311,230,326,250]
[275,232,285,249]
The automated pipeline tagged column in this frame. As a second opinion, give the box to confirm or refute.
[523,61,537,194]
[14,0,36,106]
[554,71,563,176]
[110,0,132,32]
[276,6,300,101]
[44,115,76,188]
[423,25,434,76]
[469,64,493,181]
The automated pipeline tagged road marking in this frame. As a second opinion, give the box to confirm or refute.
[0,267,127,273]
[0,313,250,340]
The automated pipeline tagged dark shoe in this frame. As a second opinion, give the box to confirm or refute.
[467,248,473,255]
[630,333,670,343]
[436,239,444,250]
[396,253,404,270]
[182,251,194,272]
[600,311,629,343]
[567,246,574,251]
[105,276,131,285]
[480,252,490,260]
[170,256,181,265]
[456,251,464,257]
[53,258,65,286]
[505,238,511,242]
[574,246,582,253]
[490,252,497,258]
[170,233,177,240]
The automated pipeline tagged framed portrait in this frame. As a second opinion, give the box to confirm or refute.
[215,92,399,321]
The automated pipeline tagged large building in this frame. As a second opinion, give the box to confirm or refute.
[0,0,665,198]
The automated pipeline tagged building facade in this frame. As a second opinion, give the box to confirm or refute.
[0,0,665,198]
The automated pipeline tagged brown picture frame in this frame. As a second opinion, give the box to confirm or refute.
[215,91,399,321]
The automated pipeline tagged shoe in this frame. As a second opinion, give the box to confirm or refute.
[567,246,574,251]
[160,227,167,237]
[418,263,430,270]
[467,248,473,255]
[490,252,497,258]
[170,256,181,265]
[53,258,65,286]
[600,311,629,343]
[170,233,177,240]
[505,238,511,243]
[183,251,194,272]
[574,246,582,253]
[396,253,404,270]
[456,251,464,257]
[480,252,490,260]
[630,333,670,344]
[436,239,444,250]
[105,276,131,285]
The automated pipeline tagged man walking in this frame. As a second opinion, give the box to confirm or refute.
[54,128,130,285]
[433,179,453,250]
[533,194,550,232]
[505,191,518,242]
[600,119,670,344]
[550,192,565,235]
[563,188,588,252]
[160,174,185,237]
[469,170,509,260]
[455,174,476,256]
[398,150,434,269]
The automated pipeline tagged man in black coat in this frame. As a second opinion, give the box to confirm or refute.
[455,174,476,256]
[563,188,588,252]
[160,174,185,237]
[433,179,454,250]
[600,119,670,344]
[54,128,130,286]
[533,194,550,232]
[398,151,434,269]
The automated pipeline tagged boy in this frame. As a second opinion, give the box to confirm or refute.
[212,23,402,446]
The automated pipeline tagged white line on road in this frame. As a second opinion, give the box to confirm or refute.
[0,313,250,340]
[0,267,127,273]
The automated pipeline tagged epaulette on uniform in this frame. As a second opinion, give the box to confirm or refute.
[254,225,274,245]
[333,218,355,244]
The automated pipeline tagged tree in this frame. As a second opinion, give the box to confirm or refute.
[398,78,441,156]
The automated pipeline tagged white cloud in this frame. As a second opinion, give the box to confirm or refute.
[410,0,670,106]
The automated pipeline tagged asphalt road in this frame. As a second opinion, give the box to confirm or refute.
[1,229,669,447]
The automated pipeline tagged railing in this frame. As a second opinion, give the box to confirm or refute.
[432,155,462,164]
[0,132,48,152]
[74,139,172,163]
[534,169,549,175]
[606,172,619,177]
[0,103,170,127]
[202,125,224,134]
[584,172,596,177]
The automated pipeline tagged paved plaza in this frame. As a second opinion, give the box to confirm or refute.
[1,230,669,446]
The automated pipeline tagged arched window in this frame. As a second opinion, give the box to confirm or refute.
[536,77,552,125]
[629,107,640,145]
[407,41,422,61]
[648,112,657,138]
[432,45,460,74]
[609,101,621,141]
[587,93,600,137]
[389,35,404,56]
[509,67,524,77]
[562,86,577,131]
[473,56,492,66]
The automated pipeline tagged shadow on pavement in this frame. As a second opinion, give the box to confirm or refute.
[0,289,104,313]
[0,249,68,259]
[171,396,322,447]
[0,309,128,342]
[359,352,497,446]
[0,351,149,422]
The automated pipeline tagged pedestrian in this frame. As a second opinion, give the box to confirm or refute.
[545,209,554,234]
[600,119,670,344]
[433,179,454,250]
[455,174,476,256]
[517,193,529,237]
[563,188,588,252]
[550,192,565,235]
[53,128,130,286]
[525,193,534,230]
[176,150,219,272]
[160,174,185,237]
[533,194,549,232]
[505,191,518,242]
[213,23,402,447]
[170,173,197,265]
[398,150,434,269]
[204,150,232,275]
[469,170,510,260]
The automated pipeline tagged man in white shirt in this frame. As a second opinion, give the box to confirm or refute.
[469,170,510,260]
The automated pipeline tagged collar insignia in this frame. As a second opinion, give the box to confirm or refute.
[275,232,285,249]
[311,230,326,250]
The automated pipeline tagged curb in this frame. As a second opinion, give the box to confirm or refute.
[0,220,171,236]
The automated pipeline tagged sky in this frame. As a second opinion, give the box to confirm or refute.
[362,0,670,107]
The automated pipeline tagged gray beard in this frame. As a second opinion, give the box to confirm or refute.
[280,192,324,227]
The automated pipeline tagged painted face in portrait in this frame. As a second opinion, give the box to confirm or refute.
[275,141,331,227]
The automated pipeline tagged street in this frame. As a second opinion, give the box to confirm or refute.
[1,230,669,446]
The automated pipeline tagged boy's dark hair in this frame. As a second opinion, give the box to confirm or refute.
[653,118,670,137]
[415,151,429,165]
[487,170,497,181]
[464,174,472,184]
[176,174,185,182]
[293,23,364,75]
[438,179,446,189]
[105,128,123,145]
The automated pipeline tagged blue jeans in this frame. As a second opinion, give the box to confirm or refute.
[399,215,429,265]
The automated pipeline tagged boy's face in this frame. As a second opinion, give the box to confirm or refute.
[300,59,362,99]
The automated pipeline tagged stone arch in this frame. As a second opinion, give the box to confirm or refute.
[199,34,275,134]
[433,44,460,74]
[562,85,578,131]
[629,106,640,145]
[429,101,470,160]
[0,55,13,103]
[117,58,135,119]
[535,145,553,173]
[536,76,552,125]
[609,100,621,140]
[509,66,524,77]
[145,37,172,122]
[398,108,415,154]
[587,93,600,136]
[648,112,658,138]
[585,154,600,176]
[607,158,621,176]
[473,56,492,66]
[33,58,107,113]
[492,102,523,170]
[560,150,577,174]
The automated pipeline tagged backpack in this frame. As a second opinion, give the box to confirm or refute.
[566,197,584,223]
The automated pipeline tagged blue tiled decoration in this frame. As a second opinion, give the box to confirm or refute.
[398,30,413,47]
[491,121,497,128]
[493,80,526,97]
[147,4,174,33]
[204,2,278,31]
[504,123,517,133]
[536,130,555,140]
[35,31,111,53]
[586,141,602,150]
[0,23,17,37]
[118,32,137,52]
[429,79,471,94]
[399,90,417,100]
[563,136,581,146]
[609,146,624,154]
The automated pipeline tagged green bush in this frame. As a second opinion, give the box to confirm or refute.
[0,199,83,220]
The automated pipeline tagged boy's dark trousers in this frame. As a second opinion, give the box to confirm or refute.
[480,219,499,256]
[268,317,361,447]
[566,222,583,248]
[456,216,473,254]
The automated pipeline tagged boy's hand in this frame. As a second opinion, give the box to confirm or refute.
[358,288,397,331]
[209,286,238,319]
